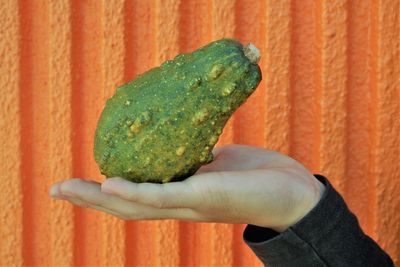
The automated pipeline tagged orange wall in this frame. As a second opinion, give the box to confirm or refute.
[1,0,399,266]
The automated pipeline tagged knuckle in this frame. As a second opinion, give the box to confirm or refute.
[151,198,167,209]
[125,191,137,201]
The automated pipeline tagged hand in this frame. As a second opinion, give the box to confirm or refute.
[50,144,325,232]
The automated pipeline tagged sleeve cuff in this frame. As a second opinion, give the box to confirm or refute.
[243,175,394,267]
[243,175,331,266]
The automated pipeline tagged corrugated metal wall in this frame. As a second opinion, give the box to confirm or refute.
[1,0,399,266]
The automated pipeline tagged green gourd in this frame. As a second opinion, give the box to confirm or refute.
[94,38,262,183]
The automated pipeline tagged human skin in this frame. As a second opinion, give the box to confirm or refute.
[50,144,325,232]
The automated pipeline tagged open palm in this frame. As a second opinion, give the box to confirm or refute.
[50,144,324,232]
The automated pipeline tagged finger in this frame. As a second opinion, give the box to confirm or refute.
[65,196,90,208]
[49,182,70,200]
[70,192,204,221]
[66,196,131,220]
[60,179,146,219]
[59,178,199,220]
[101,177,199,209]
[60,178,125,209]
[65,187,204,221]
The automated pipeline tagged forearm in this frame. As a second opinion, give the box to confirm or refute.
[243,175,394,267]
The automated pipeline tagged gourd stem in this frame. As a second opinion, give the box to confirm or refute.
[243,43,261,64]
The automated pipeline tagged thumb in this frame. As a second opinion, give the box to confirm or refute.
[101,177,199,209]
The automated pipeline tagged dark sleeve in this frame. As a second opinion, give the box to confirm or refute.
[243,175,394,267]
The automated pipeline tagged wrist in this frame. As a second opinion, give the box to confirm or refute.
[273,178,326,232]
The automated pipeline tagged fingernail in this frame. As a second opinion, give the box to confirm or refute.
[101,186,115,194]
[101,178,126,194]
[101,181,117,194]
[50,183,70,200]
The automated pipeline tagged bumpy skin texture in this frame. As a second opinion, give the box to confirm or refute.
[94,39,262,183]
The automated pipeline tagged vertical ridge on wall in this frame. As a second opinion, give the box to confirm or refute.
[70,0,85,264]
[319,0,348,192]
[99,1,126,266]
[177,1,211,265]
[48,0,74,265]
[264,0,292,154]
[234,0,265,147]
[154,1,181,266]
[368,0,379,241]
[344,0,372,231]
[373,0,400,264]
[0,1,23,266]
[211,0,237,266]
[19,0,34,265]
[215,0,235,147]
[123,1,156,266]
[289,0,320,172]
[314,0,323,174]
[259,0,293,263]
[233,0,264,265]
[70,1,103,265]
[20,0,51,265]
[178,0,210,53]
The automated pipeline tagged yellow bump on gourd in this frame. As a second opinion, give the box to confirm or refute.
[209,135,219,145]
[188,77,202,89]
[192,108,210,125]
[129,111,152,134]
[176,146,186,156]
[130,123,142,134]
[199,152,213,163]
[222,83,236,96]
[200,147,210,161]
[104,133,112,141]
[162,177,171,183]
[137,111,151,125]
[199,154,207,163]
[208,64,224,80]
[203,146,211,153]
[221,105,232,113]
[143,156,151,166]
